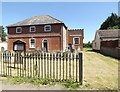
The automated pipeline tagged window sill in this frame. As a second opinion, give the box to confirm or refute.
[16,32,22,33]
[44,30,51,32]
[30,31,35,32]
[74,44,80,45]
[29,47,35,49]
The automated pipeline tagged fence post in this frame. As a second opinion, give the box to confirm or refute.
[79,53,82,84]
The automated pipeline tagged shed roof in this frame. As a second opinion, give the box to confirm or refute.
[7,15,64,27]
[97,29,120,38]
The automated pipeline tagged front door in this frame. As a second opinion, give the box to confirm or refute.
[43,40,48,52]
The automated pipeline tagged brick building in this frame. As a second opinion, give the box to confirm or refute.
[7,15,84,52]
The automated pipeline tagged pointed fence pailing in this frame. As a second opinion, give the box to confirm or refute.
[0,51,82,84]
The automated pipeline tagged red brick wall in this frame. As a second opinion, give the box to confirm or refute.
[101,40,119,48]
[69,36,83,50]
[8,36,61,51]
[7,23,66,51]
[7,24,63,34]
[7,23,83,51]
[68,29,84,50]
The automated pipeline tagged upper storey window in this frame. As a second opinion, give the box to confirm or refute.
[44,25,51,32]
[30,26,36,32]
[16,27,22,33]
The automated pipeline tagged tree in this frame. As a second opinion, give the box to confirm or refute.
[100,13,120,30]
[0,26,6,42]
[107,25,119,30]
[83,41,92,48]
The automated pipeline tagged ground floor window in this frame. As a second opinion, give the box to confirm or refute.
[73,37,80,45]
[30,38,35,48]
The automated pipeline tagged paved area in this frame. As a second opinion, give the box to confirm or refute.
[2,83,65,90]
[0,81,2,91]
[0,77,66,90]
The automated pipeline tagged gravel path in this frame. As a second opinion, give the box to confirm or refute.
[0,77,66,90]
[2,83,66,90]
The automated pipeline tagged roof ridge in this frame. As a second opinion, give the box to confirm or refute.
[97,29,120,31]
[31,15,50,18]
[69,29,84,31]
[48,15,63,23]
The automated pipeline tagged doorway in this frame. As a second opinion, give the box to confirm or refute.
[42,39,48,52]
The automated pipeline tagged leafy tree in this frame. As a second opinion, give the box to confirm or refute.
[83,41,92,48]
[107,25,119,30]
[0,26,6,42]
[100,13,120,29]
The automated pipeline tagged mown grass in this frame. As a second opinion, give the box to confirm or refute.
[82,48,118,90]
[83,48,92,51]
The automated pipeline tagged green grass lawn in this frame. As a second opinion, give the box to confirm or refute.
[82,48,118,90]
[83,48,92,51]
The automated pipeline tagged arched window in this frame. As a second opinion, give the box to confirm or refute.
[30,38,35,48]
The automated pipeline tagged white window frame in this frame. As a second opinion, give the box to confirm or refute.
[29,38,35,48]
[44,25,51,32]
[16,27,22,33]
[30,26,36,32]
[73,37,80,45]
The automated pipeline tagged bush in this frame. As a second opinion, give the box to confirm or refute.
[83,41,92,48]
[40,78,51,85]
[64,79,80,89]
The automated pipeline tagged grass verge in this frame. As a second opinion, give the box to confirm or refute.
[83,48,92,51]
[3,76,81,89]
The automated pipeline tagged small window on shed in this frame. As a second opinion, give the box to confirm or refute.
[44,25,51,32]
[30,26,36,32]
[16,27,22,33]
[95,42,96,47]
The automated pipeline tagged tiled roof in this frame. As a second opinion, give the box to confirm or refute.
[97,29,120,38]
[7,15,64,27]
[69,29,84,31]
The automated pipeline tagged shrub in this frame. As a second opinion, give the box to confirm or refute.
[64,79,80,89]
[40,78,51,85]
